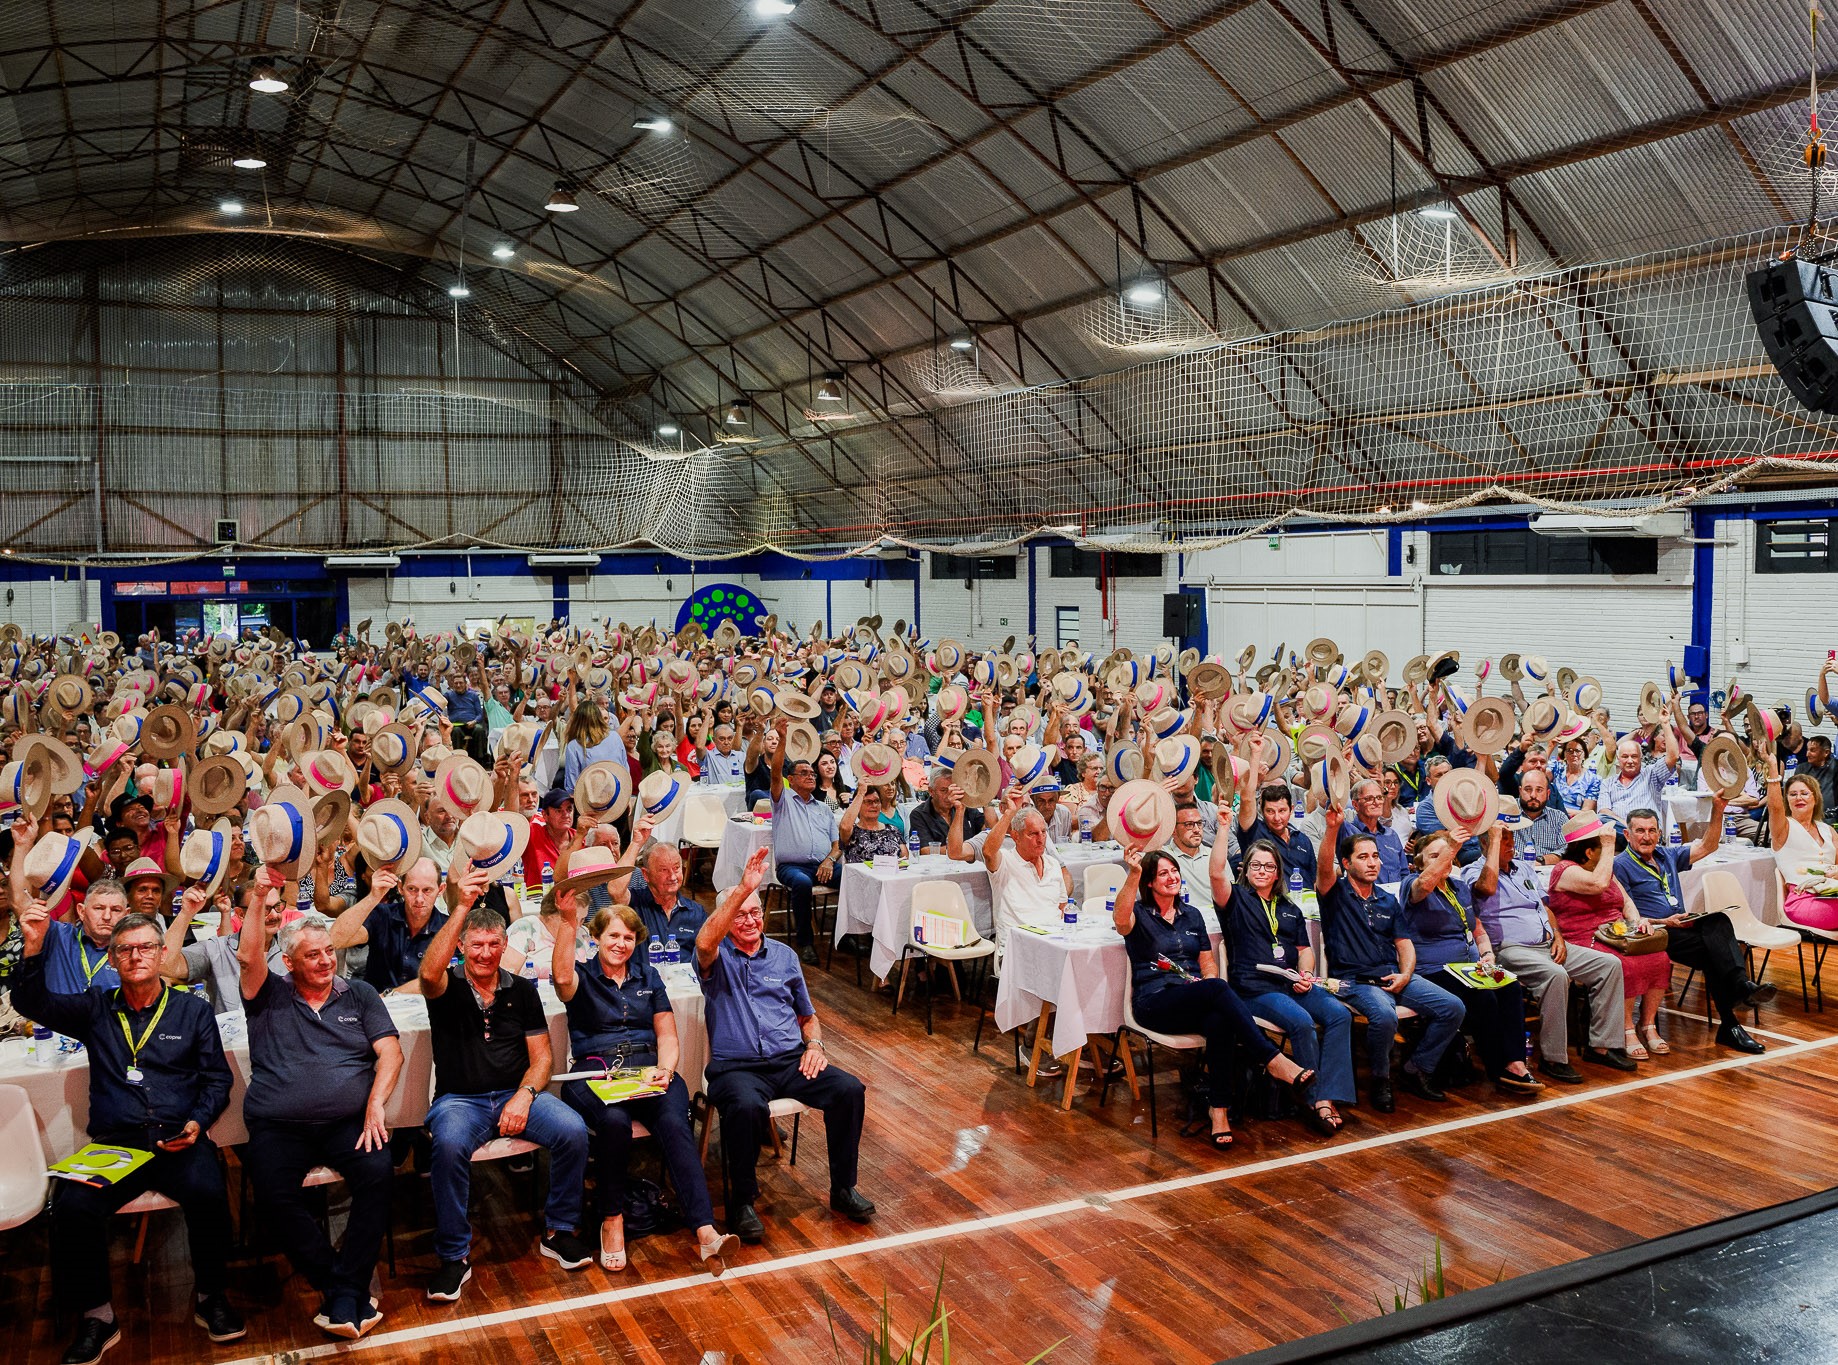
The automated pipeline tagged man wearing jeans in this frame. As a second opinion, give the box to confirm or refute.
[765,720,841,965]
[697,846,873,1245]
[1316,808,1465,1111]
[417,868,592,1303]
[239,904,402,1340]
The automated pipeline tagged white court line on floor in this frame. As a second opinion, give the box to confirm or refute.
[1657,1006,1801,1044]
[214,1030,1838,1364]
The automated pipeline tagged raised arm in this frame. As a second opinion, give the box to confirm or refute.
[1689,793,1728,863]
[1552,829,1618,896]
[1237,754,1265,832]
[418,859,486,998]
[838,780,868,841]
[697,845,770,971]
[160,884,209,981]
[1112,845,1144,936]
[329,869,397,950]
[1406,835,1461,902]
[549,886,584,1002]
[982,787,1025,874]
[766,720,787,801]
[1315,805,1343,897]
[1470,825,1503,898]
[1764,749,1788,849]
[1209,817,1235,905]
[237,877,273,1002]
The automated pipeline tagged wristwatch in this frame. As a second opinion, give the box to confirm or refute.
[805,1039,825,1053]
[522,1084,541,1101]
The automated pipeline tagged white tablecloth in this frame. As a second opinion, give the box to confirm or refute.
[713,817,778,892]
[1682,844,1782,925]
[1056,841,1128,898]
[834,856,994,980]
[655,782,748,846]
[993,924,1129,1058]
[0,972,708,1161]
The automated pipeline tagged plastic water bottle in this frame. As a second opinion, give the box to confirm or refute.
[27,1025,53,1067]
[1287,866,1306,897]
[541,864,555,895]
[523,954,537,980]
[1669,820,1683,846]
[907,829,921,864]
[647,935,663,965]
[1787,753,1800,776]
[1062,896,1078,927]
[1724,807,1739,842]
[664,933,682,966]
[1079,809,1094,843]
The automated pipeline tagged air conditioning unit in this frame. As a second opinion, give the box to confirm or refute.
[214,518,240,544]
[1528,512,1688,538]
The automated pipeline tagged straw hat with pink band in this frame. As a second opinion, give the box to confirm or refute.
[1558,808,1617,847]
[936,683,969,724]
[146,765,185,818]
[430,754,491,823]
[299,749,357,798]
[1107,779,1177,850]
[849,742,901,788]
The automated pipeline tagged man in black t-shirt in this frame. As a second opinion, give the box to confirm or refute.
[417,871,592,1304]
[909,774,984,853]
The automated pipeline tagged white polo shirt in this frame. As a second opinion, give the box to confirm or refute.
[990,850,1066,969]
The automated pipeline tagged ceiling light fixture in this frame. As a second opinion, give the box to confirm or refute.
[657,420,680,437]
[949,333,975,352]
[448,282,471,298]
[218,199,244,215]
[815,372,845,403]
[1123,276,1164,307]
[248,61,289,94]
[491,243,515,260]
[724,400,751,427]
[1415,204,1458,221]
[633,114,673,133]
[545,181,580,212]
[231,153,268,169]
[755,0,798,14]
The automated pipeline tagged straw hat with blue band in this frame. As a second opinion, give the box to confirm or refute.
[1007,741,1059,790]
[178,818,236,899]
[458,810,532,882]
[354,797,423,875]
[1152,735,1200,785]
[250,784,316,878]
[0,755,51,819]
[22,828,94,906]
[189,754,247,817]
[636,769,690,825]
[575,760,631,824]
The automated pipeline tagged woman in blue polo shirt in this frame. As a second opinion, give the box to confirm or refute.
[1223,840,1357,1135]
[551,900,735,1271]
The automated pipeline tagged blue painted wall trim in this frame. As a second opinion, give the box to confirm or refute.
[825,580,833,633]
[1026,544,1037,639]
[1387,528,1403,577]
[1687,507,1717,699]
[552,574,569,625]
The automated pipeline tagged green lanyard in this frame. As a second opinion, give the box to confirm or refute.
[1627,851,1680,904]
[79,939,110,984]
[114,986,171,1079]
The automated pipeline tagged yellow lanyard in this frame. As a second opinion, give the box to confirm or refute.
[1259,895,1282,948]
[1438,885,1473,938]
[79,939,110,984]
[1628,851,1680,903]
[114,987,171,1074]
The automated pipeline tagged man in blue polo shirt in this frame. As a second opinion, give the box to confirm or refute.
[1615,803,1770,1053]
[13,906,242,1365]
[1233,776,1317,889]
[696,845,872,1245]
[610,837,706,963]
[42,875,127,995]
[240,907,403,1341]
[765,721,841,964]
[1345,778,1408,882]
[1317,807,1464,1111]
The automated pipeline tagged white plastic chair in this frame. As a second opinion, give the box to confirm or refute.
[471,1137,544,1216]
[1100,977,1203,1139]
[0,1085,47,1231]
[1083,864,1125,906]
[682,790,729,850]
[894,880,996,1037]
[697,1095,814,1207]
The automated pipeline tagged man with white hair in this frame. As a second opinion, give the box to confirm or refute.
[239,905,404,1340]
[700,723,746,785]
[1598,726,1680,828]
[982,788,1074,969]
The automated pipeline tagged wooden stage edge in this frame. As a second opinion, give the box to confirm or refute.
[10,953,1838,1364]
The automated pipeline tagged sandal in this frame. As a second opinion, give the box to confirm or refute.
[1270,1061,1317,1093]
[697,1230,739,1264]
[1624,1028,1649,1062]
[599,1218,627,1272]
[1642,1026,1670,1056]
[1208,1107,1234,1148]
[1307,1103,1343,1136]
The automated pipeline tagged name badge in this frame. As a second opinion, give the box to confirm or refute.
[1272,944,1286,963]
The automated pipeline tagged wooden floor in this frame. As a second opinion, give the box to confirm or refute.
[8,940,1838,1364]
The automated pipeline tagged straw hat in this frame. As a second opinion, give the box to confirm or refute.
[1334,701,1373,741]
[457,810,532,882]
[779,689,821,722]
[430,754,491,822]
[1698,734,1750,800]
[189,755,248,816]
[312,788,353,847]
[1498,653,1524,683]
[936,683,969,724]
[1295,723,1341,767]
[1568,675,1603,713]
[555,845,637,899]
[250,784,317,877]
[574,760,631,824]
[1238,726,1294,780]
[179,819,236,900]
[636,769,690,825]
[122,857,173,895]
[1460,697,1517,757]
[1305,637,1339,668]
[0,757,51,819]
[1188,660,1231,699]
[661,657,697,693]
[1496,796,1533,832]
[1224,691,1274,734]
[1107,779,1177,849]
[1361,650,1389,686]
[145,765,185,817]
[1372,710,1417,764]
[23,829,93,905]
[850,741,901,787]
[1152,734,1200,784]
[298,748,357,798]
[933,639,965,673]
[711,619,742,651]
[1431,768,1499,838]
[141,703,197,761]
[1523,696,1565,741]
[1402,655,1430,686]
[45,673,92,717]
[2,689,34,733]
[370,722,418,776]
[1637,681,1668,727]
[1559,808,1616,845]
[1428,650,1461,683]
[354,797,423,875]
[1105,740,1144,786]
[952,748,1003,808]
[1349,731,1385,771]
[1312,747,1353,809]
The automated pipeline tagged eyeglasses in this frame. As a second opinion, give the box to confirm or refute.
[113,943,161,958]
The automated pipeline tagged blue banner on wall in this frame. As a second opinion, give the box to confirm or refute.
[675,582,766,636]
